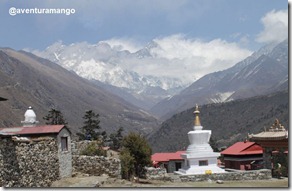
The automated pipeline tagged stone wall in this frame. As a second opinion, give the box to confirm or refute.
[144,167,171,181]
[71,140,92,155]
[72,155,121,178]
[0,136,59,187]
[178,169,272,182]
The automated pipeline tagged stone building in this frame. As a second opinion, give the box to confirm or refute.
[0,106,72,187]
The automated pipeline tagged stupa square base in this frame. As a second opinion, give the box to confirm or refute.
[175,164,225,175]
[177,154,225,175]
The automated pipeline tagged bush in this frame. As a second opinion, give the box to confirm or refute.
[80,142,107,157]
[120,132,152,180]
[120,149,135,180]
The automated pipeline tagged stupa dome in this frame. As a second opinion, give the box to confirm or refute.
[24,106,37,123]
[21,106,39,127]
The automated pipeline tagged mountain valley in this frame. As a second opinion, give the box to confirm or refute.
[0,48,159,136]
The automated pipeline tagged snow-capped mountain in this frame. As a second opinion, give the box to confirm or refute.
[32,41,187,110]
[31,36,252,111]
[150,39,288,119]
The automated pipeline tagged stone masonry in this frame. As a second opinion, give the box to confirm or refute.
[144,168,272,182]
[71,140,121,178]
[144,167,171,181]
[178,169,272,182]
[0,137,59,187]
[0,138,121,187]
[72,155,121,178]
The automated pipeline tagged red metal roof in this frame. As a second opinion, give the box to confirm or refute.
[151,151,185,163]
[0,125,66,136]
[221,141,263,156]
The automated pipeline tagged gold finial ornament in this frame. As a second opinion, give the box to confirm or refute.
[270,118,285,131]
[193,104,201,126]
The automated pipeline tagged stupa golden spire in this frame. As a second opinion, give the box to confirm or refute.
[193,104,201,126]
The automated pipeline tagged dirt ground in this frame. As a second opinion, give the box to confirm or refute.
[51,174,289,188]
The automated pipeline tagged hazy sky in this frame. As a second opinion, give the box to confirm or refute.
[1,0,288,51]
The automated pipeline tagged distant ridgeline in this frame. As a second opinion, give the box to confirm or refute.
[148,90,288,153]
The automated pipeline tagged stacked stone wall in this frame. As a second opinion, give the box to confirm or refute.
[178,169,272,182]
[71,140,121,178]
[71,140,92,155]
[0,137,59,187]
[0,138,20,187]
[72,155,121,178]
[144,167,171,181]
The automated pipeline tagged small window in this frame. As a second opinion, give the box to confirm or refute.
[199,160,208,166]
[61,137,68,151]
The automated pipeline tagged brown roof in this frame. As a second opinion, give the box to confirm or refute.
[250,131,288,141]
[0,125,66,136]
[249,119,288,141]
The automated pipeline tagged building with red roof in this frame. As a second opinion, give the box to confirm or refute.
[0,125,67,136]
[151,151,185,173]
[0,106,72,187]
[221,141,263,170]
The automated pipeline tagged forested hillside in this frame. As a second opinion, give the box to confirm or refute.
[148,90,288,153]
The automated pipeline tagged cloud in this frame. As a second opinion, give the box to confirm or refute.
[101,38,142,53]
[115,34,252,83]
[256,9,288,44]
[34,34,252,86]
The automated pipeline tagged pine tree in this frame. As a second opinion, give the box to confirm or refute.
[120,132,152,179]
[109,127,124,150]
[78,110,101,140]
[43,108,67,125]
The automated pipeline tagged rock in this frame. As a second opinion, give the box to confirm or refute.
[216,180,224,184]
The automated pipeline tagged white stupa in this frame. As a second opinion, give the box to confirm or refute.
[21,106,39,127]
[175,105,225,175]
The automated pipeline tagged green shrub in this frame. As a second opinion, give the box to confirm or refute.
[120,148,135,180]
[80,142,107,157]
[120,132,152,180]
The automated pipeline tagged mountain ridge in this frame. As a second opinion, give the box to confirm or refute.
[0,48,159,136]
[150,39,288,120]
[31,41,187,110]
